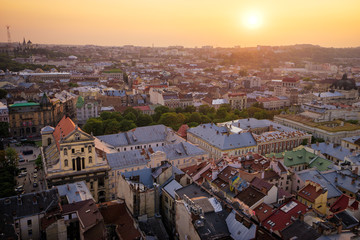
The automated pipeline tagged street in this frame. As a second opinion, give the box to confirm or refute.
[11,143,46,194]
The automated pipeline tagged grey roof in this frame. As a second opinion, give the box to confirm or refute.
[122,168,154,189]
[342,135,360,144]
[187,123,257,150]
[107,150,148,170]
[163,179,183,199]
[175,183,211,199]
[311,143,351,161]
[97,124,171,147]
[226,210,256,240]
[297,169,342,199]
[0,189,59,219]
[322,171,360,195]
[281,220,321,240]
[56,181,94,203]
[229,118,295,132]
[151,142,206,160]
[196,211,231,240]
[41,125,55,133]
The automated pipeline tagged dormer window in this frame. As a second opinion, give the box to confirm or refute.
[75,133,80,141]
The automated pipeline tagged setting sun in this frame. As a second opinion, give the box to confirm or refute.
[243,11,263,29]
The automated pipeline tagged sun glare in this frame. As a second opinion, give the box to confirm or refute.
[243,11,262,29]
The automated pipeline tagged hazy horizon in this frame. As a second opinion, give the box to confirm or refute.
[2,0,360,48]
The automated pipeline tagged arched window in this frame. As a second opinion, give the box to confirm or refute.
[88,146,92,153]
[89,156,92,164]
[64,148,67,156]
[64,159,68,167]
[47,138,52,146]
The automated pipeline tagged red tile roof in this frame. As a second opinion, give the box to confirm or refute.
[254,203,274,222]
[330,194,359,213]
[98,201,141,240]
[181,162,208,177]
[250,177,273,194]
[262,199,308,232]
[53,116,76,150]
[297,183,323,203]
[62,199,104,232]
[177,124,189,138]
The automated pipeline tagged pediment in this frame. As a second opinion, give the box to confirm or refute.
[61,129,94,143]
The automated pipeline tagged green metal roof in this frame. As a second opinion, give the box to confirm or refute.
[283,148,332,171]
[9,102,40,108]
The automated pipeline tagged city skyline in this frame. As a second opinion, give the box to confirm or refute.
[1,0,360,48]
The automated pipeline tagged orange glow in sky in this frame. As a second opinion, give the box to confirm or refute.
[1,0,359,47]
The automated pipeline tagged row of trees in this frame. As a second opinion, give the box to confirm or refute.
[83,104,281,136]
[0,148,19,198]
[0,54,56,72]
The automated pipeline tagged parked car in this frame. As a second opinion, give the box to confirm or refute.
[19,156,25,163]
[33,181,38,187]
[34,169,37,173]
[15,185,24,192]
[9,139,17,143]
[23,150,33,155]
[33,174,37,178]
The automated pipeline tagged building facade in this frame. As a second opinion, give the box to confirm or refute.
[41,116,110,202]
[9,94,63,138]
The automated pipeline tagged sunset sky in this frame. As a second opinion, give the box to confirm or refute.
[1,0,359,48]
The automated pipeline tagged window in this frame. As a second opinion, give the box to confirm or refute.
[64,148,67,155]
[88,146,92,153]
[81,148,84,153]
[27,219,32,226]
[72,149,75,154]
[47,137,52,146]
[89,156,92,164]
[64,159,68,167]
[164,196,168,203]
[28,229,32,236]
[90,182,93,190]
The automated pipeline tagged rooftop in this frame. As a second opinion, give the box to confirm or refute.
[9,102,40,108]
[187,123,257,150]
[276,114,360,133]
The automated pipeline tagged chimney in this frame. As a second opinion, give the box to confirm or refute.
[238,123,240,128]
[269,125,273,131]
[335,177,338,183]
[352,178,356,185]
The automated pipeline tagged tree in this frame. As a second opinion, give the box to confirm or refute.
[199,105,215,115]
[5,147,18,167]
[0,122,9,138]
[153,106,170,122]
[251,102,264,109]
[136,114,153,127]
[124,112,137,122]
[83,118,104,136]
[119,119,137,132]
[100,111,112,120]
[188,112,202,124]
[159,112,185,130]
[184,105,196,113]
[123,107,140,119]
[103,119,121,134]
[216,108,227,120]
[0,89,7,99]
[35,155,43,169]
